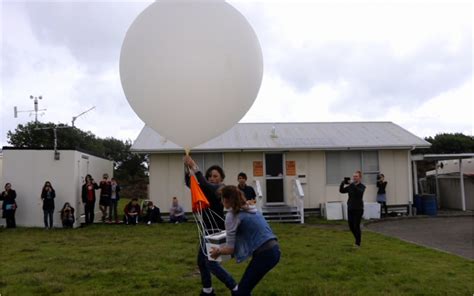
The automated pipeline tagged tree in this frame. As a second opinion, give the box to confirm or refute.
[412,133,474,155]
[7,121,102,152]
[412,133,474,178]
[424,133,474,154]
[6,121,148,195]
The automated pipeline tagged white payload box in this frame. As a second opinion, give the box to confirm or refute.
[342,202,381,220]
[363,202,381,220]
[321,202,343,220]
[205,231,231,262]
[342,203,348,220]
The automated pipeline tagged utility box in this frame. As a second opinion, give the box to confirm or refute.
[363,202,381,220]
[1,148,113,228]
[321,202,343,220]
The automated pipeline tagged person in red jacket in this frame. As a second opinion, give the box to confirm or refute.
[81,175,99,225]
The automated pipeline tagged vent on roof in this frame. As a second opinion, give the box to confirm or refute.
[271,126,278,138]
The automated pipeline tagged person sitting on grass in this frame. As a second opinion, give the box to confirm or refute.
[124,198,141,225]
[169,197,187,224]
[145,201,163,224]
[60,202,75,228]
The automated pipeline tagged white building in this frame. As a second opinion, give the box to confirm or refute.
[1,148,113,227]
[132,122,430,217]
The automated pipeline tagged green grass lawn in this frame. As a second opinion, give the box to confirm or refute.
[0,220,472,296]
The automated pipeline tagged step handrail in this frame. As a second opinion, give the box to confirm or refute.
[293,179,305,224]
[254,179,263,212]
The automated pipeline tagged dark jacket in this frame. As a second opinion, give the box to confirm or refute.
[41,189,56,211]
[81,182,99,204]
[185,171,225,230]
[111,184,121,201]
[339,182,366,211]
[238,184,256,201]
[1,189,17,212]
[376,181,387,195]
[145,206,163,223]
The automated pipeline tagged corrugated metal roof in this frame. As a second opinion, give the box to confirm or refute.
[131,122,431,153]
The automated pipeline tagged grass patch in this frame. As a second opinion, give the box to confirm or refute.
[0,222,472,295]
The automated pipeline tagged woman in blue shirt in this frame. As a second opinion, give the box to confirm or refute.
[210,185,280,296]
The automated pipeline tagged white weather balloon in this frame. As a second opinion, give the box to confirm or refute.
[120,0,263,150]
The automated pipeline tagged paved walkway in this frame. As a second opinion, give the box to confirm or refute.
[366,216,474,260]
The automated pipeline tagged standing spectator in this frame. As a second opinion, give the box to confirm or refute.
[237,172,256,203]
[376,174,388,217]
[145,201,163,224]
[339,171,366,248]
[99,173,112,222]
[81,174,99,225]
[60,202,75,228]
[169,197,187,224]
[41,181,56,229]
[124,198,141,225]
[210,185,280,296]
[1,183,17,228]
[109,178,121,223]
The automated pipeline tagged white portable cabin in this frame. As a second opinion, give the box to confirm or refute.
[1,148,113,228]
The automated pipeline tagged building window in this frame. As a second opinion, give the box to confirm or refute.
[189,153,224,173]
[326,151,379,185]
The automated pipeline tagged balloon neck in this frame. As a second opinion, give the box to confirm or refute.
[185,148,190,156]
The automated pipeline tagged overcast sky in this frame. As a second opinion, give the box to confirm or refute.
[1,0,472,148]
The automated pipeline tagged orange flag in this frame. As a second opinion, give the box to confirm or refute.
[190,175,210,213]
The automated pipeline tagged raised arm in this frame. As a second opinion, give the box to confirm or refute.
[339,181,349,193]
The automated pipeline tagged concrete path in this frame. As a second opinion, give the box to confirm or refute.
[366,216,474,260]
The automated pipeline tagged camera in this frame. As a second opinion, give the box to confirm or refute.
[343,177,351,184]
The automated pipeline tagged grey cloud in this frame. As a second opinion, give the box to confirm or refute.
[275,34,471,111]
[23,1,151,73]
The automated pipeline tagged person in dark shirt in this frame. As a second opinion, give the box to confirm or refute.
[145,201,163,224]
[99,173,112,222]
[339,170,366,247]
[237,172,256,203]
[41,181,56,229]
[184,156,237,296]
[376,174,388,216]
[1,183,17,228]
[60,202,75,228]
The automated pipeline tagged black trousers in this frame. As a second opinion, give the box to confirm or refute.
[84,202,95,224]
[348,209,364,246]
[5,210,16,228]
[377,201,388,215]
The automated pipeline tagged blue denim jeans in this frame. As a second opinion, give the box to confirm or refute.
[197,243,236,290]
[236,244,281,296]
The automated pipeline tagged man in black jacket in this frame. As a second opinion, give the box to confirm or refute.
[340,170,366,247]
